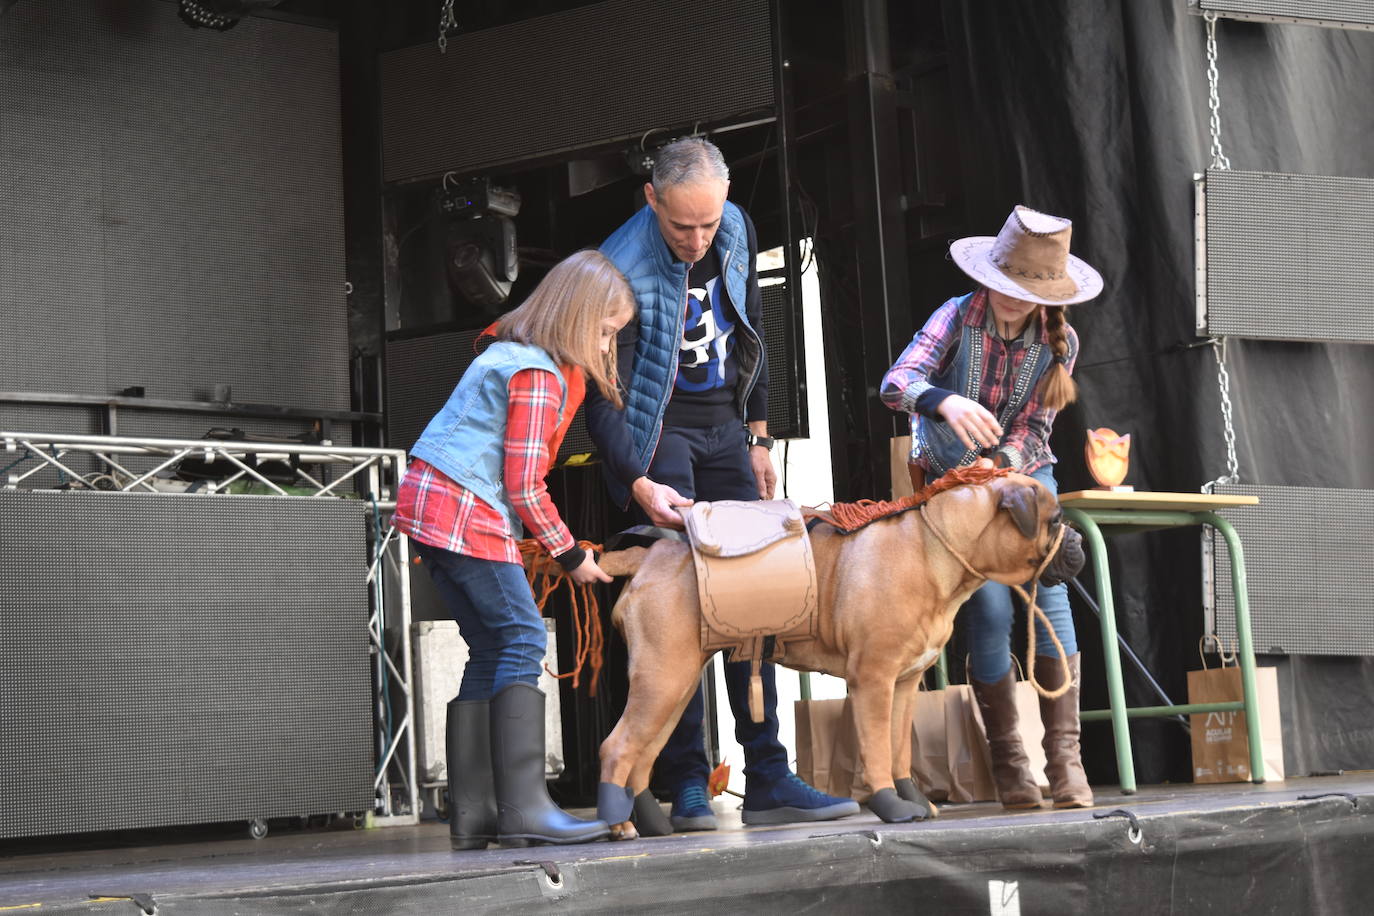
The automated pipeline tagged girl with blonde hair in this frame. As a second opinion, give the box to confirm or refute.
[393,249,634,849]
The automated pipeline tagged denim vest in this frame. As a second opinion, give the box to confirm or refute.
[596,200,761,507]
[410,341,565,535]
[913,293,1053,474]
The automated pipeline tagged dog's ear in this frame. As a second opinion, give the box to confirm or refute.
[998,482,1040,540]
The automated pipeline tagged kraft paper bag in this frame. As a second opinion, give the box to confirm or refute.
[1011,678,1051,791]
[827,696,873,801]
[943,684,998,803]
[1187,664,1285,783]
[831,690,965,802]
[909,685,955,802]
[891,435,915,499]
[794,698,848,794]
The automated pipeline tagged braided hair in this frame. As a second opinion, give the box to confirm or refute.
[1038,305,1077,411]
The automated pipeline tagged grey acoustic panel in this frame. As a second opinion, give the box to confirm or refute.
[0,490,373,839]
[1201,169,1374,343]
[760,281,804,440]
[0,0,350,433]
[379,0,774,183]
[1212,483,1374,655]
[385,328,595,461]
[1196,0,1374,29]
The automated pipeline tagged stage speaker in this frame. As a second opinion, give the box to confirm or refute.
[1211,483,1374,655]
[0,490,374,839]
[379,0,773,183]
[1198,169,1374,344]
[1192,0,1374,30]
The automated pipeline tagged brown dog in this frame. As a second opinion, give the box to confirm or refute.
[594,473,1084,840]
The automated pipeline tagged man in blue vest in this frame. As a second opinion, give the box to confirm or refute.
[586,137,858,832]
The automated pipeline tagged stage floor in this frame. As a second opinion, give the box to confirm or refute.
[5,774,1373,914]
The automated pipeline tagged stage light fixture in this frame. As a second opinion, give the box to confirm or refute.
[178,0,284,31]
[440,177,522,313]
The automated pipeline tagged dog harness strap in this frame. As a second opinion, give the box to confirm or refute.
[749,655,765,724]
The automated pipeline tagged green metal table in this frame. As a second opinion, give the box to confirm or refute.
[1059,489,1262,794]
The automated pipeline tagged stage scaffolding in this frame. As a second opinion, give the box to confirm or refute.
[1,429,418,827]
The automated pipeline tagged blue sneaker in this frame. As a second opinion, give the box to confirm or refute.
[670,782,718,832]
[742,773,861,825]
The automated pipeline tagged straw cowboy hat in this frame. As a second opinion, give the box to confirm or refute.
[950,205,1103,306]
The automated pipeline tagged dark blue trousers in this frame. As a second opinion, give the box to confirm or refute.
[643,420,790,789]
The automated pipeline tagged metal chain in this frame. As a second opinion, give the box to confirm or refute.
[1205,337,1240,490]
[1204,11,1232,170]
[438,0,457,54]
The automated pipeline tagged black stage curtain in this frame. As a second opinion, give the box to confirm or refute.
[936,1,1374,784]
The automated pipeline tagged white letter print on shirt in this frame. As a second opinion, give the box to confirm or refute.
[678,277,735,391]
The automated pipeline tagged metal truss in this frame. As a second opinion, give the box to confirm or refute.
[1,430,419,826]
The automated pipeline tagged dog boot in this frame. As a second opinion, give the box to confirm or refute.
[668,782,717,832]
[741,772,860,825]
[1035,653,1095,809]
[632,789,675,836]
[972,672,1045,809]
[446,698,497,850]
[490,682,609,846]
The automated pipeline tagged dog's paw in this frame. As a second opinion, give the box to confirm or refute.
[894,777,939,818]
[868,786,934,823]
[608,821,639,841]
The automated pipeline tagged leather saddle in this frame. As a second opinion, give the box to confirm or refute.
[677,499,819,722]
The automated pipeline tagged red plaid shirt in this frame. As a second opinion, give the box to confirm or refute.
[392,368,575,564]
[881,290,1078,473]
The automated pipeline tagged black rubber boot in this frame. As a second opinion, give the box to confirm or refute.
[490,682,609,846]
[446,698,497,851]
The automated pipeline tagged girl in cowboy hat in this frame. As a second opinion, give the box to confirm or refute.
[880,204,1103,810]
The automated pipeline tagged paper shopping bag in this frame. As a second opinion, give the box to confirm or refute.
[944,684,998,802]
[909,684,954,802]
[793,698,848,793]
[1187,664,1285,783]
[891,435,915,499]
[1012,678,1051,791]
[825,697,873,801]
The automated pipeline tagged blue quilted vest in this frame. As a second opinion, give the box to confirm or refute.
[409,341,565,536]
[913,293,1053,474]
[598,200,759,507]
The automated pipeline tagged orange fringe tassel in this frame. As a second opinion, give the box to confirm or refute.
[517,539,606,696]
[808,465,1013,532]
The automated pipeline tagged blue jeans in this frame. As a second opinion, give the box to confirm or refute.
[644,420,790,788]
[413,541,547,701]
[933,463,1078,684]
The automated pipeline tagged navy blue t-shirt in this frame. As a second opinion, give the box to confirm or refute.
[662,246,741,428]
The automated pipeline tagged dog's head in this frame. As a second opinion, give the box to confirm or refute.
[964,473,1084,587]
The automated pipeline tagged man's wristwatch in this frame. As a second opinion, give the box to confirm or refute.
[746,434,775,451]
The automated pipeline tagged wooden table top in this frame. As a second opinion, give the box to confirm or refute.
[1058,490,1259,512]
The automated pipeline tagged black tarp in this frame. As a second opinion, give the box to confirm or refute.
[932,1,1374,784]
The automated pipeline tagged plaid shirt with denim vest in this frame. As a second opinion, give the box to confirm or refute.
[393,368,575,564]
[881,289,1078,474]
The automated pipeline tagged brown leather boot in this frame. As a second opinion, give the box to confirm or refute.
[972,672,1044,809]
[1035,653,1094,808]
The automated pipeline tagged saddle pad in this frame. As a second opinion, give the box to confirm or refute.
[677,499,818,652]
[681,498,806,558]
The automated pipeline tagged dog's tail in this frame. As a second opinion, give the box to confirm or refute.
[598,546,647,578]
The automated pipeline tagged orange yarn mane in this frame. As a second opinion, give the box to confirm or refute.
[806,465,1013,532]
[517,539,606,696]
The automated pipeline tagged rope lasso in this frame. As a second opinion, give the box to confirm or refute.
[918,505,1072,699]
[517,539,606,696]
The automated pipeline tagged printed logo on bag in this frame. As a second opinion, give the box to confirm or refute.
[1203,710,1237,744]
[988,879,1021,916]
